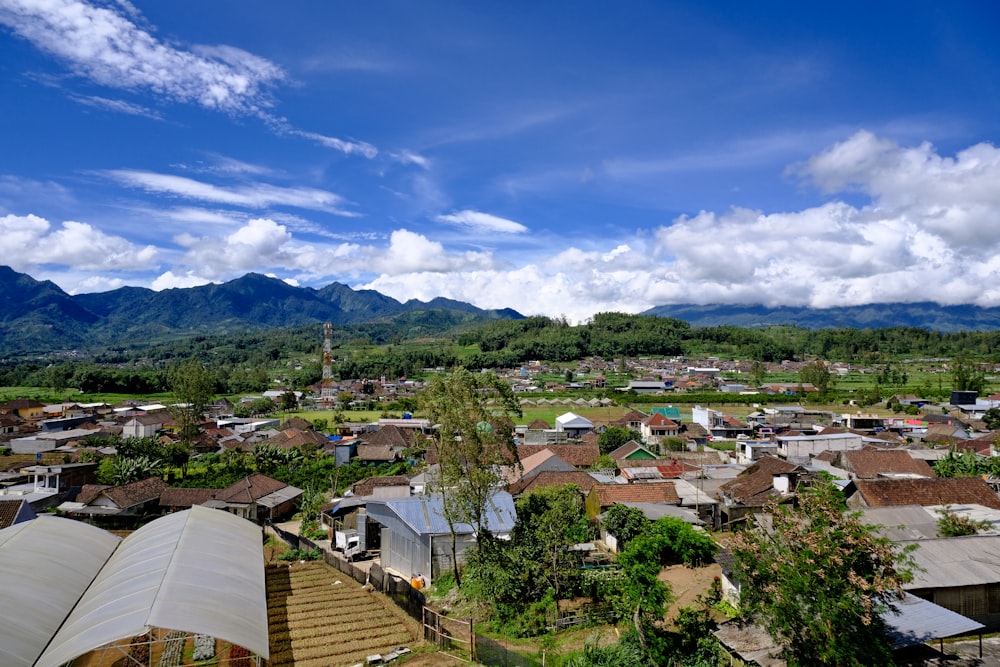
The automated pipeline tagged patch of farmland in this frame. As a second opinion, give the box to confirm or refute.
[266,562,420,667]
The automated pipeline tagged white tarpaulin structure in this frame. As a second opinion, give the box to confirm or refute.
[0,505,269,666]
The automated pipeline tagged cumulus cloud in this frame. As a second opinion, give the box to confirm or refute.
[435,210,528,234]
[102,169,358,215]
[151,270,213,290]
[0,0,284,114]
[0,213,157,272]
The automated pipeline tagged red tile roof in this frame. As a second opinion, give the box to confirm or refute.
[850,478,1000,509]
[517,443,600,468]
[718,456,802,506]
[508,470,600,496]
[591,482,680,506]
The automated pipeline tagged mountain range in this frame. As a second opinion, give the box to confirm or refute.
[5,265,1000,358]
[0,266,522,357]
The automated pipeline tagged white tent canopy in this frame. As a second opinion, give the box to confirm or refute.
[0,505,269,666]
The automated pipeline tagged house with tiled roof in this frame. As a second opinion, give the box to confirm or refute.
[717,455,806,527]
[640,413,680,449]
[350,475,412,499]
[812,449,937,480]
[846,477,1000,510]
[508,470,601,497]
[159,487,219,513]
[585,482,680,518]
[922,422,971,447]
[609,440,657,462]
[204,473,302,522]
[526,418,551,430]
[0,399,45,423]
[611,410,649,431]
[63,477,168,519]
[517,442,601,468]
[0,498,35,528]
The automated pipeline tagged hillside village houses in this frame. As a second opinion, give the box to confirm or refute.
[6,357,1000,659]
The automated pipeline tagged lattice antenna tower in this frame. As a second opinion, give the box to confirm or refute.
[322,321,333,384]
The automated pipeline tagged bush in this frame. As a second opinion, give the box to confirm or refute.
[277,548,322,562]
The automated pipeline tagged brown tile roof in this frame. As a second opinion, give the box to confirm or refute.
[718,455,802,506]
[159,487,219,508]
[612,410,648,426]
[591,482,680,507]
[517,443,600,468]
[356,443,399,462]
[269,428,329,449]
[851,478,1000,509]
[609,441,644,460]
[215,474,288,504]
[526,418,551,429]
[509,470,600,496]
[101,477,168,509]
[76,484,111,505]
[358,424,411,449]
[0,499,28,529]
[351,475,411,497]
[841,450,936,479]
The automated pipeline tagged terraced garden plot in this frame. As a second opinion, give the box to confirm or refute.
[266,562,419,667]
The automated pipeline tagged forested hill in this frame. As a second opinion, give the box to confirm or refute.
[0,266,522,357]
[455,313,1000,367]
[642,302,1000,332]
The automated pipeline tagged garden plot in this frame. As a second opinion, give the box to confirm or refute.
[267,562,419,667]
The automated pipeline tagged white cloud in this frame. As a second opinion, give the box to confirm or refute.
[0,213,157,272]
[287,128,378,159]
[70,94,163,120]
[0,0,284,113]
[435,210,528,234]
[151,270,213,290]
[102,169,358,215]
[391,150,430,169]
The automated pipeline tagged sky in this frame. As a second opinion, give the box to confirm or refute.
[1,1,1000,323]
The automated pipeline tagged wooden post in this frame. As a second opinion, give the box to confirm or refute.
[469,617,476,662]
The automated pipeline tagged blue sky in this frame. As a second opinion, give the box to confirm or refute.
[1,1,999,322]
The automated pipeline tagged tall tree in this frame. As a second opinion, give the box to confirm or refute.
[169,359,217,443]
[731,481,915,667]
[420,369,522,584]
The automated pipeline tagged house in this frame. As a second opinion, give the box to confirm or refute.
[0,498,36,528]
[608,440,657,462]
[63,477,168,519]
[716,456,805,528]
[516,443,601,468]
[640,413,680,448]
[507,470,601,497]
[610,409,649,431]
[365,491,516,585]
[0,399,46,423]
[624,380,668,394]
[845,477,1000,510]
[776,432,863,464]
[585,482,680,519]
[158,487,219,513]
[204,473,303,523]
[901,535,1000,631]
[554,412,594,438]
[350,475,412,499]
[122,412,167,438]
[734,440,779,465]
[504,448,578,487]
[811,449,936,480]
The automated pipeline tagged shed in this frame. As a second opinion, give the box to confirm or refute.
[366,491,516,585]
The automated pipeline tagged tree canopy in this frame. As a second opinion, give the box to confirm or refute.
[731,481,915,667]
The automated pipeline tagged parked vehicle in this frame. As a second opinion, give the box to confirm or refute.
[333,529,365,561]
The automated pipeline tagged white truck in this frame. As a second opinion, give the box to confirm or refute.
[333,528,365,561]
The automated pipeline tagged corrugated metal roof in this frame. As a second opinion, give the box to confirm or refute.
[35,505,269,666]
[886,593,984,647]
[0,516,121,667]
[902,535,1000,589]
[376,491,516,536]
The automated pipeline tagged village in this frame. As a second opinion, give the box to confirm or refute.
[3,352,1000,666]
